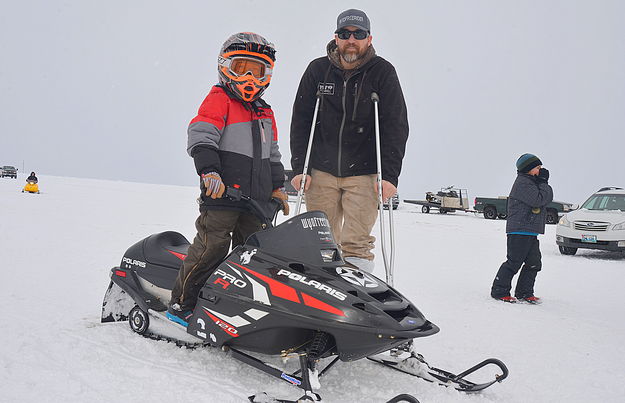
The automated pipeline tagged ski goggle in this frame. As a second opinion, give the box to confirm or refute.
[219,55,273,80]
[336,29,369,40]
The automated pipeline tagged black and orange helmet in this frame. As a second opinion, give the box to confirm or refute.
[218,32,276,103]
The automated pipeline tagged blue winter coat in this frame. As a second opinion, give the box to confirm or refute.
[506,173,554,234]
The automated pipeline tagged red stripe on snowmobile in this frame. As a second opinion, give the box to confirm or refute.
[301,292,345,317]
[228,261,300,303]
[167,250,187,260]
[203,309,239,337]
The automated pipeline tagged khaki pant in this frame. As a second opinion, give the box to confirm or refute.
[171,209,261,308]
[305,169,378,260]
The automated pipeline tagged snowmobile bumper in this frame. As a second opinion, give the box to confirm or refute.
[101,268,167,323]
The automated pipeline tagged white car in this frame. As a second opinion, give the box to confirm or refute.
[556,187,625,255]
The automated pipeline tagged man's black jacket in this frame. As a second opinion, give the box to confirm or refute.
[290,45,409,187]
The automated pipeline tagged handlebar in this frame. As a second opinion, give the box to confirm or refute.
[223,186,283,228]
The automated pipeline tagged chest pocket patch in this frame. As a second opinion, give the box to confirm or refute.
[318,82,335,95]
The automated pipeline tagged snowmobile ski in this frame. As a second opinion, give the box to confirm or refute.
[249,392,420,403]
[368,350,508,392]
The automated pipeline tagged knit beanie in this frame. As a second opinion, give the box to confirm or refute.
[516,153,542,173]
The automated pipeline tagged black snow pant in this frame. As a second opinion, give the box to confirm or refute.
[491,234,542,299]
[170,209,262,309]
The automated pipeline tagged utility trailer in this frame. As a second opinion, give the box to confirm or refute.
[405,186,473,214]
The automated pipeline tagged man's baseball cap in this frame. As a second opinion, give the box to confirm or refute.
[335,9,370,33]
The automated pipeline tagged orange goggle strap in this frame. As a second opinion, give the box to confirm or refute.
[221,50,274,67]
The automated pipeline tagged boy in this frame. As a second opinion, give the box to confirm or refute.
[491,153,553,304]
[167,32,288,326]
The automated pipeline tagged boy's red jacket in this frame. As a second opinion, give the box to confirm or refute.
[188,85,285,212]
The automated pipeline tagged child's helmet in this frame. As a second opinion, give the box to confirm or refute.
[218,32,276,103]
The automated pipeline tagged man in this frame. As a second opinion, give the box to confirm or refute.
[167,32,288,326]
[490,153,553,304]
[290,9,409,273]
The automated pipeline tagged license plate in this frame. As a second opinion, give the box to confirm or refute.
[582,234,597,243]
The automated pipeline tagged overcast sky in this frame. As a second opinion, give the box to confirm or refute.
[1,0,623,204]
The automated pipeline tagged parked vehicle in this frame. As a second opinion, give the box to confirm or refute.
[1,165,18,178]
[556,187,625,255]
[474,196,575,224]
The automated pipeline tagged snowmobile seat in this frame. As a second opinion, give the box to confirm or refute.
[142,231,190,268]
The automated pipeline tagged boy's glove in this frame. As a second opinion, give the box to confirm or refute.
[201,172,225,199]
[536,168,550,183]
[271,187,290,215]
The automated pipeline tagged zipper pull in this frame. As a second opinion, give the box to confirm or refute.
[260,120,266,143]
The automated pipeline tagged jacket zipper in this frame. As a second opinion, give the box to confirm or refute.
[337,79,348,176]
[250,117,262,198]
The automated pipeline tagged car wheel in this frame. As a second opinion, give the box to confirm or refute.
[559,246,577,256]
[422,205,430,214]
[439,208,447,214]
[498,213,508,219]
[546,209,558,224]
[484,206,497,220]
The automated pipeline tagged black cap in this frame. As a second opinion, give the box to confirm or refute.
[516,153,543,173]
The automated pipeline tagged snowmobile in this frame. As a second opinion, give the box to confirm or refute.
[101,188,508,402]
[22,180,40,194]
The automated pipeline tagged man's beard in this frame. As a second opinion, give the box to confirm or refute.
[339,45,364,64]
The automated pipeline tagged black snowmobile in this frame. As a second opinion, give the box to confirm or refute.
[101,188,508,402]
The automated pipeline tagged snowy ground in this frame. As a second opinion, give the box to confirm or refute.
[1,175,624,403]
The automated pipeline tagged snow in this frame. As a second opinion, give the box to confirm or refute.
[1,175,624,403]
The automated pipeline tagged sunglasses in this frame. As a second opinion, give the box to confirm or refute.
[336,29,369,40]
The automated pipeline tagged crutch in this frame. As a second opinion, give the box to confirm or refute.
[294,92,321,215]
[371,92,396,287]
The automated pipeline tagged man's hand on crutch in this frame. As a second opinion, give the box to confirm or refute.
[291,174,312,192]
[375,180,397,203]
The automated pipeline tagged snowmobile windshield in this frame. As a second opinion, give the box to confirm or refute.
[245,211,342,266]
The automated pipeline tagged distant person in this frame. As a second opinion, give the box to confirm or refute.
[27,172,38,183]
[167,32,288,327]
[491,154,553,304]
[289,9,409,273]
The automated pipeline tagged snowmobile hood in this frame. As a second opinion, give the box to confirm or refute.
[192,211,439,360]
